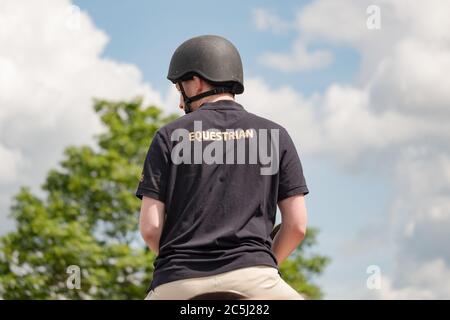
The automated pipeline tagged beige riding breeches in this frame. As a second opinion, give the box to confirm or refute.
[145,265,304,300]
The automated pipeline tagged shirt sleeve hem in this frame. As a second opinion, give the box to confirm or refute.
[135,187,166,202]
[277,185,309,202]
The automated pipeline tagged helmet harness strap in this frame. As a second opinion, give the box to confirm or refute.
[178,82,232,114]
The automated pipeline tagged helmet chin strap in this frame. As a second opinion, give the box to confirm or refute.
[178,82,232,114]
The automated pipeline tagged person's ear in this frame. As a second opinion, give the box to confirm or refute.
[179,80,191,94]
[192,76,203,94]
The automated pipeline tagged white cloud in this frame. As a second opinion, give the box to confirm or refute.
[369,38,450,117]
[251,8,291,34]
[259,39,334,72]
[0,145,23,184]
[296,0,374,45]
[0,0,169,234]
[374,259,450,299]
[252,7,333,72]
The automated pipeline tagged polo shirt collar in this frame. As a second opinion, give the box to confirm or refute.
[199,99,245,111]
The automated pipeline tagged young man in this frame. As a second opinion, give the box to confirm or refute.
[136,35,309,300]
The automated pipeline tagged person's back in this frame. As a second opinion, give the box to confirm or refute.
[136,35,309,300]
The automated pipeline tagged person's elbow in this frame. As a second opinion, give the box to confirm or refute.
[284,220,307,242]
[278,194,308,241]
[295,222,307,241]
[140,224,162,255]
[140,225,160,247]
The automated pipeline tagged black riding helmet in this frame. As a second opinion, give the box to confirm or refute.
[167,35,244,114]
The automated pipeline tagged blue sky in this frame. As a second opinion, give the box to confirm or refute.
[73,0,359,96]
[3,0,448,299]
[71,0,391,298]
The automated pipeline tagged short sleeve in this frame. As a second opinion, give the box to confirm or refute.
[135,130,170,202]
[277,129,309,202]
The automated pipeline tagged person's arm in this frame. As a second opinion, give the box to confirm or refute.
[272,194,308,266]
[139,196,165,255]
[135,130,170,255]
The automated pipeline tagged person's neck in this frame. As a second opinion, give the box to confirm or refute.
[192,93,234,111]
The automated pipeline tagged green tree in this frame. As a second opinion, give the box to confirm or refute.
[0,98,328,299]
[279,228,330,299]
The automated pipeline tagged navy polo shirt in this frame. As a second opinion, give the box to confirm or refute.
[135,99,309,291]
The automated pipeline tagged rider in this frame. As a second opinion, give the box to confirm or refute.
[136,35,309,300]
